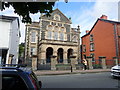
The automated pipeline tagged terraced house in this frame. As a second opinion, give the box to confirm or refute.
[25,9,81,70]
[81,15,120,68]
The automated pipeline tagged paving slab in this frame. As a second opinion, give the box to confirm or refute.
[34,69,111,76]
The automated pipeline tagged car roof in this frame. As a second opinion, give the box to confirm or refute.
[0,64,33,74]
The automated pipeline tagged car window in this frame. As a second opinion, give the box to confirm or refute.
[30,72,40,89]
[2,74,28,89]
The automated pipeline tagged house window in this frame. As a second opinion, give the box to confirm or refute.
[83,45,86,52]
[61,27,64,31]
[47,31,52,39]
[31,47,36,55]
[72,35,78,42]
[83,54,86,59]
[60,33,64,41]
[58,23,62,27]
[54,32,58,40]
[90,43,94,51]
[54,14,60,21]
[31,31,36,42]
[48,25,53,30]
[90,34,93,41]
[54,26,59,31]
[90,53,95,62]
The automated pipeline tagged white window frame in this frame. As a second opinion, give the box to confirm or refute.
[54,32,58,40]
[54,26,59,31]
[47,31,52,39]
[83,45,86,52]
[31,31,36,43]
[61,27,64,32]
[90,43,94,51]
[47,25,53,30]
[31,47,36,55]
[60,33,64,41]
[90,34,94,41]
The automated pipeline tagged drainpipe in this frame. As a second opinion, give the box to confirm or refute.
[114,24,119,63]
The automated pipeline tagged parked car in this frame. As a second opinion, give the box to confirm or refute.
[111,64,120,78]
[0,64,42,90]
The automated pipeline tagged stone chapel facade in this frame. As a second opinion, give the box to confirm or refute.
[25,9,80,70]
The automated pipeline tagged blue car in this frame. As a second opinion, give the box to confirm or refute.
[0,64,42,90]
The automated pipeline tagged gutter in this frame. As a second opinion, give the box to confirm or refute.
[114,24,119,62]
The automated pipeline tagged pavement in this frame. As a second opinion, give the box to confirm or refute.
[34,69,111,76]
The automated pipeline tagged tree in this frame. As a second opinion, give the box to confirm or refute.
[1,2,56,23]
[19,43,25,57]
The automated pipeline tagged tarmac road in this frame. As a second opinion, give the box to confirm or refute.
[38,72,120,88]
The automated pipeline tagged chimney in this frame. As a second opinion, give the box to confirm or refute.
[86,30,89,34]
[100,15,107,19]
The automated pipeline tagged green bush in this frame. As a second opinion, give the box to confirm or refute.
[93,64,102,69]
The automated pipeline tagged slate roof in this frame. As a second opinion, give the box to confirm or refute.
[82,18,120,38]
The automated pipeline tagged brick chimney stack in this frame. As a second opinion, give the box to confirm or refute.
[86,30,89,34]
[100,15,107,20]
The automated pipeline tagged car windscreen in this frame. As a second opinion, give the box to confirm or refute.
[2,74,28,89]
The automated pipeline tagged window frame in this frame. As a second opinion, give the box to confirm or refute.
[90,53,95,62]
[47,25,53,30]
[90,43,94,51]
[54,14,60,21]
[30,47,36,55]
[90,34,94,42]
[83,45,86,52]
[31,31,36,43]
[59,32,64,41]
[47,31,52,39]
[72,35,78,42]
[54,32,58,40]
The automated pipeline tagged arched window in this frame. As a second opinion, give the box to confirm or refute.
[72,35,78,42]
[48,25,53,30]
[61,27,64,31]
[54,26,59,31]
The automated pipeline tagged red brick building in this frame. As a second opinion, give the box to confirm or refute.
[81,15,120,65]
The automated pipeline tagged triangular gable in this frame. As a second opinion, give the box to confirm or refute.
[41,8,72,24]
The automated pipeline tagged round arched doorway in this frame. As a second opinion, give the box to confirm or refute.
[67,49,73,63]
[46,47,53,63]
[57,48,63,63]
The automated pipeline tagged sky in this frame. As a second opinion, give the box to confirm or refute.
[0,0,119,43]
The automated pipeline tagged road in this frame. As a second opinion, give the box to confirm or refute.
[37,72,120,88]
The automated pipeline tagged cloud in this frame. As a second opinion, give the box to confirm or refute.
[0,1,119,43]
[66,1,118,37]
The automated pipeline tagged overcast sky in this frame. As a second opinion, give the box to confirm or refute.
[0,0,119,43]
